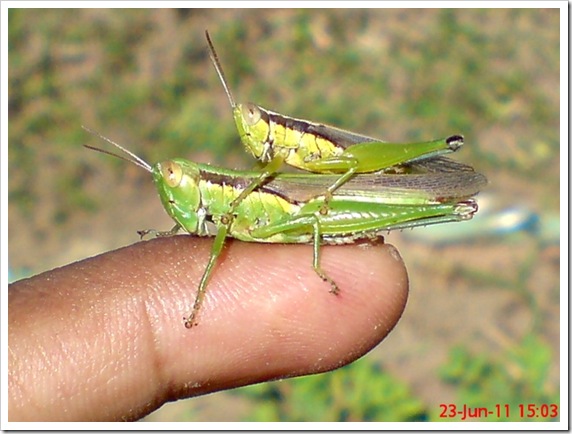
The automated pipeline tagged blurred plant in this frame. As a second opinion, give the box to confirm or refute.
[437,334,559,421]
[233,357,427,422]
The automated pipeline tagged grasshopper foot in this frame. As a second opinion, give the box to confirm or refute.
[315,269,340,295]
[183,313,198,329]
[138,224,181,239]
[318,192,334,215]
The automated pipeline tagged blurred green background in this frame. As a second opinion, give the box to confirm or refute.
[8,8,560,422]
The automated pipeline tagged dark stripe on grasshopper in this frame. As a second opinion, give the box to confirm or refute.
[198,169,253,192]
[198,168,300,205]
[265,109,306,136]
[262,107,379,151]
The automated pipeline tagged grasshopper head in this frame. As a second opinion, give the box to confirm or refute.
[234,102,271,162]
[153,159,202,234]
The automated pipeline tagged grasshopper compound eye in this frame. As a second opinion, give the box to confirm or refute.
[161,161,183,188]
[243,102,262,126]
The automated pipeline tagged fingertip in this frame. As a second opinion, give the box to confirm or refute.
[7,238,410,421]
[161,240,410,394]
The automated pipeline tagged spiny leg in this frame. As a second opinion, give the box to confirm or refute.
[318,167,358,215]
[303,155,359,215]
[184,224,229,328]
[248,214,339,294]
[226,156,284,217]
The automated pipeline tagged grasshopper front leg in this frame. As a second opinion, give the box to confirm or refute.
[225,156,285,217]
[184,224,229,328]
[137,224,182,239]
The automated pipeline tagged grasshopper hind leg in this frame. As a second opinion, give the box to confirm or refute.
[249,214,340,295]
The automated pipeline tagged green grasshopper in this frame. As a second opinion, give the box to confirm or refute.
[205,30,465,209]
[84,127,486,329]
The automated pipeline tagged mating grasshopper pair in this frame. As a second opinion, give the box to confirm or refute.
[86,32,487,328]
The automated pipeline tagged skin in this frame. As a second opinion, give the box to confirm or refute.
[8,236,409,422]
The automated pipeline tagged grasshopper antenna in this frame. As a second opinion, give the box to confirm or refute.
[82,126,152,172]
[205,30,236,109]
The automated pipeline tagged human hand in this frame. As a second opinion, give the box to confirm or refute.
[9,236,408,421]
